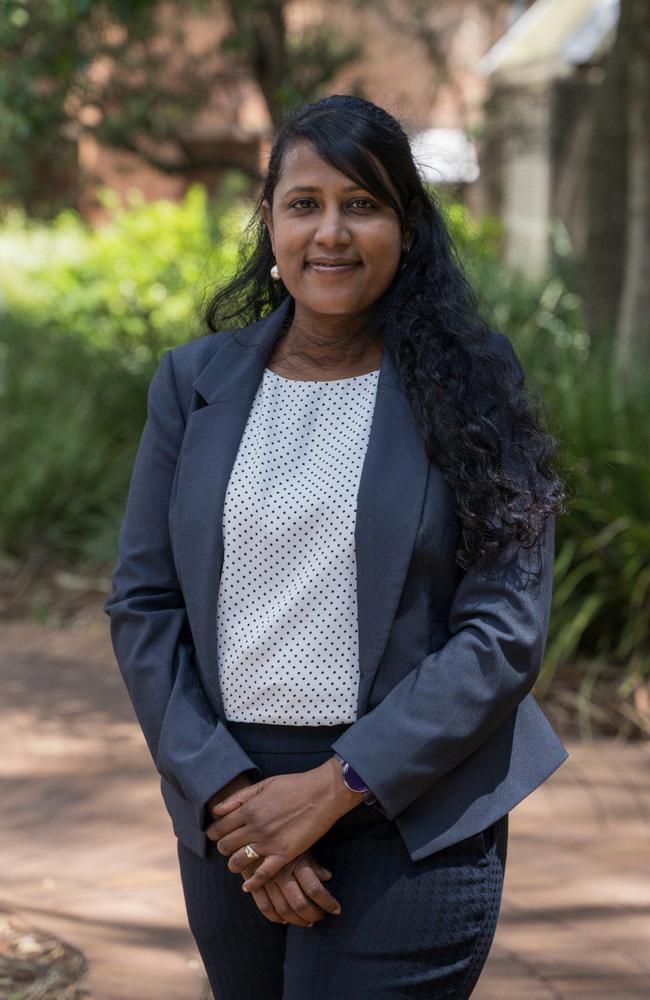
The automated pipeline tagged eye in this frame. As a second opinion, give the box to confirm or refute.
[288,197,375,211]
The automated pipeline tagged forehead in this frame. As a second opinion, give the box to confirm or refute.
[274,139,399,201]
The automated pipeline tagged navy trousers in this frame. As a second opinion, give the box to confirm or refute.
[176,720,508,1000]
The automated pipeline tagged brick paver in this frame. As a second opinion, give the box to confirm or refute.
[1,616,649,999]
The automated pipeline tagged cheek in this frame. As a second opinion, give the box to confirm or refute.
[362,226,402,275]
[276,223,310,256]
[366,251,401,291]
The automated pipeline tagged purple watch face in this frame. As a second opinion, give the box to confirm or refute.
[344,764,369,793]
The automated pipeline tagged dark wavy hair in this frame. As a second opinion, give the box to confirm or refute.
[203,94,566,571]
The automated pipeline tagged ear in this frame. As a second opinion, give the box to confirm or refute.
[402,198,423,252]
[261,199,275,253]
[402,218,416,254]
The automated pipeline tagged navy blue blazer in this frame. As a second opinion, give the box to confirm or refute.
[104,294,569,862]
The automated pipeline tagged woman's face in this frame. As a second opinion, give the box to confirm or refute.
[261,141,408,321]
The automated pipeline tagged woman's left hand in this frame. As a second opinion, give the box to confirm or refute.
[206,763,355,892]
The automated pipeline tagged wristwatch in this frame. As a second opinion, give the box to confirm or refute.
[333,752,377,806]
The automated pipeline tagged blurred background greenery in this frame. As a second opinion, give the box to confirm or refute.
[1,0,649,742]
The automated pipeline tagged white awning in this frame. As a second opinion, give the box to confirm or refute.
[409,129,480,185]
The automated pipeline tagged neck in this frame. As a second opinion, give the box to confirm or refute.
[273,302,382,375]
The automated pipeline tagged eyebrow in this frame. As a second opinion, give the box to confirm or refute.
[282,184,368,196]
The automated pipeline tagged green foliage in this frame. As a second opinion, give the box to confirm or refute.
[0,0,176,215]
[1,0,365,213]
[0,310,150,562]
[1,1,280,216]
[432,200,650,700]
[534,335,650,696]
[441,198,503,268]
[470,218,649,697]
[0,182,245,561]
[0,182,246,371]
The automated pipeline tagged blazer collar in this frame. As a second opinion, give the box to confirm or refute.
[177,295,430,720]
[192,294,404,404]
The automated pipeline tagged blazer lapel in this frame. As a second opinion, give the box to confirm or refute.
[173,296,430,720]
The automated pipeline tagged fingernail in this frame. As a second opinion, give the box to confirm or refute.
[333,906,341,914]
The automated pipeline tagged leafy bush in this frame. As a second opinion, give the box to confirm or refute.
[0,181,246,561]
[439,204,650,717]
[0,179,247,372]
[0,311,149,562]
[531,326,650,707]
[477,223,649,722]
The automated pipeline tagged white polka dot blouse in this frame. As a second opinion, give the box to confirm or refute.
[216,365,381,726]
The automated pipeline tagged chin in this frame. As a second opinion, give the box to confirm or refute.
[314,308,366,320]
[297,295,369,316]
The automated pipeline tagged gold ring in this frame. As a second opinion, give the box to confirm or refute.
[244,844,261,861]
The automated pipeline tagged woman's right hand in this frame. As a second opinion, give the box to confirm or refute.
[242,849,341,927]
[208,776,342,925]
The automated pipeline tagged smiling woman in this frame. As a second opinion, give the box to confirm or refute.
[261,143,407,334]
[105,93,568,1000]
[257,140,410,381]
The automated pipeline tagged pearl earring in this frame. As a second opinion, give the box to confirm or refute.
[270,262,281,281]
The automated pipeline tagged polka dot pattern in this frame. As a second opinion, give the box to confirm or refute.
[216,366,380,725]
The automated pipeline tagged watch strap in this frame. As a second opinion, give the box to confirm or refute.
[333,752,377,805]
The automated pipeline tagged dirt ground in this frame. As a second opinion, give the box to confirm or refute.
[1,567,649,999]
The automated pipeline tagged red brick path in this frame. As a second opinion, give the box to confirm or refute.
[1,618,649,999]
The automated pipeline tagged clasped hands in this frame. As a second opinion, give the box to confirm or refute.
[205,758,361,927]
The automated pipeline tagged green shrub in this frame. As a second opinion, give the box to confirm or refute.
[0,180,247,561]
[0,180,247,372]
[483,231,649,708]
[534,333,650,699]
[440,205,650,701]
[0,311,150,561]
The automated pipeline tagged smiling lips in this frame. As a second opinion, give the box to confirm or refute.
[307,259,361,274]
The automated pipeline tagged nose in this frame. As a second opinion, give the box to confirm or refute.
[314,205,352,247]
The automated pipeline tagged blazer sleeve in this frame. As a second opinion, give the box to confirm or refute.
[103,349,262,832]
[330,334,556,821]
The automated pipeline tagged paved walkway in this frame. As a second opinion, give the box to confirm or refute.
[1,617,649,999]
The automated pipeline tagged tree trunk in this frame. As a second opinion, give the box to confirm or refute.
[225,0,288,128]
[582,0,628,349]
[615,0,650,380]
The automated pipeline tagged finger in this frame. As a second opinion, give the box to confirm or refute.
[303,850,331,880]
[206,808,248,843]
[239,859,288,926]
[210,824,250,853]
[214,826,256,857]
[241,858,265,881]
[210,784,258,814]
[293,857,341,915]
[265,880,313,927]
[228,845,263,874]
[242,855,287,892]
[276,873,325,925]
[250,885,288,925]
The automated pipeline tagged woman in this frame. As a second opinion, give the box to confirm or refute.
[105,94,569,998]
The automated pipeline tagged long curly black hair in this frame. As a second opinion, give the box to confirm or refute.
[203,94,566,571]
